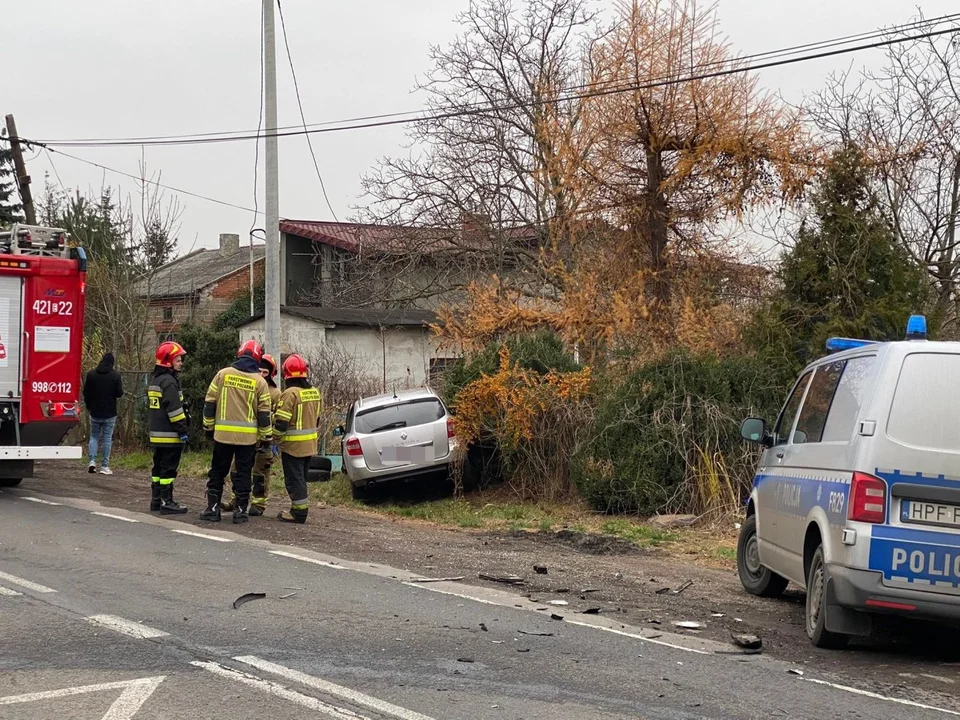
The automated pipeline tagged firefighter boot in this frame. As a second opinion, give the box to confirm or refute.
[159,484,188,515]
[199,491,222,522]
[150,481,161,512]
[277,507,308,524]
[233,495,250,524]
[249,473,267,516]
[220,471,238,512]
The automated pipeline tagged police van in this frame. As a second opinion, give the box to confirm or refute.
[738,315,960,648]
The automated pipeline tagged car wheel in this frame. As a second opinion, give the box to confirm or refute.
[0,478,22,487]
[350,482,369,502]
[805,545,849,649]
[737,514,789,598]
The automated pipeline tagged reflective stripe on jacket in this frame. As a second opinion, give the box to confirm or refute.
[274,386,322,457]
[148,370,187,445]
[202,364,272,445]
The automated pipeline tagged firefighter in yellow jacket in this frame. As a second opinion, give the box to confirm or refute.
[200,339,272,523]
[273,354,322,524]
[221,353,281,516]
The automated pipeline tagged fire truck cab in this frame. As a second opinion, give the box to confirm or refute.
[0,224,87,486]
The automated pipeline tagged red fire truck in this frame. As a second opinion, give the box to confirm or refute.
[0,224,87,487]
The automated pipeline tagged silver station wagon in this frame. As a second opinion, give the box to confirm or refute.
[738,315,960,648]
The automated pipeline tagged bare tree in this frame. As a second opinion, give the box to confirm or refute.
[809,15,960,333]
[358,0,599,306]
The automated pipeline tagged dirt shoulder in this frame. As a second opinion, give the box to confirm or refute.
[17,460,960,704]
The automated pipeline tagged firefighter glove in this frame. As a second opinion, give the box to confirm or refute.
[179,434,189,444]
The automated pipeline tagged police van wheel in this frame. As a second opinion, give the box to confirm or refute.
[737,514,788,597]
[806,545,849,649]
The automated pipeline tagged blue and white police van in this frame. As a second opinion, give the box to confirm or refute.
[738,315,960,648]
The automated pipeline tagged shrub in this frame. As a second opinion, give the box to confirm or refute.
[573,350,785,516]
[174,324,238,448]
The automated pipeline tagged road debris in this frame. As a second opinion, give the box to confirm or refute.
[479,623,488,632]
[517,629,554,636]
[533,565,548,574]
[673,621,703,630]
[580,588,599,594]
[517,648,531,653]
[456,657,474,663]
[550,613,564,621]
[409,576,465,583]
[673,580,694,594]
[479,571,525,585]
[711,613,725,618]
[614,572,623,580]
[580,608,602,615]
[731,633,763,652]
[787,669,804,676]
[278,592,298,600]
[548,600,569,606]
[233,592,267,609]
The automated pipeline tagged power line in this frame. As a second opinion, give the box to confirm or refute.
[276,0,339,222]
[26,13,960,149]
[40,146,261,215]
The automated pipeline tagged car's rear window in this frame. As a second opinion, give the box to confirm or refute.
[354,398,445,434]
[887,353,960,452]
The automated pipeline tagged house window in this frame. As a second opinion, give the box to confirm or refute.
[429,357,458,383]
[163,306,173,321]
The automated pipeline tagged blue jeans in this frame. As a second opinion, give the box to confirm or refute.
[89,416,117,468]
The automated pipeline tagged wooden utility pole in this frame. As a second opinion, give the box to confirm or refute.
[4,115,36,225]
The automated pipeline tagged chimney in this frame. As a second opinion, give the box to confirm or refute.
[219,233,240,253]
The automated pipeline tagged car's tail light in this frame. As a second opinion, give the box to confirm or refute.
[849,471,886,523]
[345,438,363,457]
[446,417,455,439]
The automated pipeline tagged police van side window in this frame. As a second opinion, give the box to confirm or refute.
[774,372,811,446]
[821,355,876,442]
[794,360,845,445]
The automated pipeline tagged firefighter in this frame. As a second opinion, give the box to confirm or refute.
[273,354,322,524]
[221,354,281,516]
[148,341,189,515]
[200,339,272,523]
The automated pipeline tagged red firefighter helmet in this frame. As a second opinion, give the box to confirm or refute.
[155,341,187,368]
[260,353,278,377]
[237,339,263,362]
[282,354,309,380]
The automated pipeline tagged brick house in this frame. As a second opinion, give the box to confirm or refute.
[137,233,265,341]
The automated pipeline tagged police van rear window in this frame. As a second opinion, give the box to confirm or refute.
[887,353,960,452]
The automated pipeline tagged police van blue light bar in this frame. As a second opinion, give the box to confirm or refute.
[825,337,878,353]
[906,314,927,341]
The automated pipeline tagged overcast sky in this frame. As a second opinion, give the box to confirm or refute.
[6,1,958,255]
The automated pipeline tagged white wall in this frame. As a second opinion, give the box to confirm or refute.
[238,315,456,392]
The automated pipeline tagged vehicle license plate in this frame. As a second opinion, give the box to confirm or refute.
[381,446,428,463]
[901,499,960,529]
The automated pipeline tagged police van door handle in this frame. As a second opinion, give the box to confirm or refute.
[776,451,784,460]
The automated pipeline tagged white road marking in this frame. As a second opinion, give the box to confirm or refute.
[236,655,437,720]
[172,529,233,542]
[192,661,370,719]
[402,581,503,606]
[0,676,165,720]
[271,550,345,569]
[21,496,62,506]
[0,570,56,594]
[802,678,960,716]
[85,615,169,640]
[92,512,139,523]
[0,585,22,596]
[565,618,710,655]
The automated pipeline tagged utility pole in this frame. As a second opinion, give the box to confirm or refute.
[4,115,37,226]
[263,0,281,362]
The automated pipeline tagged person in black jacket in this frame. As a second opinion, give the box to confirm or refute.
[148,342,189,514]
[82,352,124,475]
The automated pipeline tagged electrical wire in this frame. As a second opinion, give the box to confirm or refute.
[250,1,265,238]
[25,12,960,149]
[276,0,340,222]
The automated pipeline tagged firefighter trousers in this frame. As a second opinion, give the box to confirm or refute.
[280,453,310,511]
[208,442,256,500]
[228,450,273,507]
[151,445,183,486]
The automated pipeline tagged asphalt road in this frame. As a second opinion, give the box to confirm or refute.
[1,487,959,720]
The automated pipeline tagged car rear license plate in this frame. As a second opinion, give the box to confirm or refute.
[381,446,428,463]
[901,499,960,529]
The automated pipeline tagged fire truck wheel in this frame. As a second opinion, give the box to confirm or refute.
[0,478,22,487]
